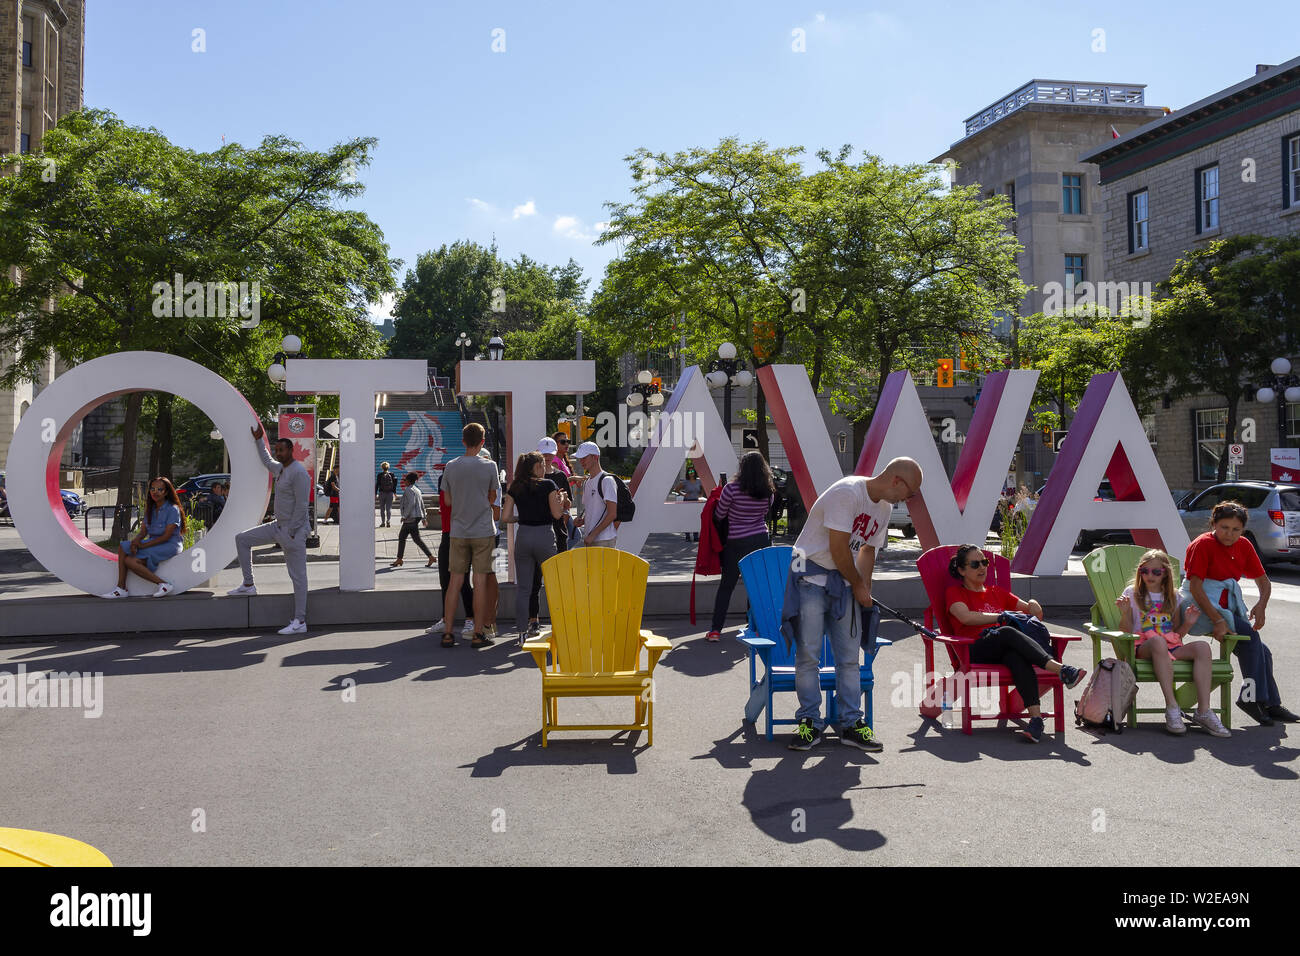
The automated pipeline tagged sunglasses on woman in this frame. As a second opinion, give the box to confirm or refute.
[1140,567,1165,576]
[966,559,990,569]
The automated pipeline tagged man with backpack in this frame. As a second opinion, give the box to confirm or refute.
[573,441,627,549]
[375,462,398,528]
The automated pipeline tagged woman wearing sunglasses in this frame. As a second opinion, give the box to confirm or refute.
[1115,549,1225,736]
[945,543,1085,743]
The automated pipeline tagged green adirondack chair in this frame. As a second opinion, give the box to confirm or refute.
[1082,544,1247,729]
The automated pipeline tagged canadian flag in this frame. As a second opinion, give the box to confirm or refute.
[1110,124,1120,139]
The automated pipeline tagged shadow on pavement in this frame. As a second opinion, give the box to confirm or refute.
[1094,723,1296,779]
[0,631,317,676]
[657,633,747,677]
[460,731,647,776]
[694,725,889,851]
[898,716,1093,765]
[280,630,534,691]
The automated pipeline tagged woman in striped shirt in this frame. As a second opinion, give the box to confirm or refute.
[708,451,775,642]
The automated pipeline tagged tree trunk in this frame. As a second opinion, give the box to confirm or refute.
[111,392,144,545]
[158,394,174,481]
[1218,394,1240,482]
[755,369,769,464]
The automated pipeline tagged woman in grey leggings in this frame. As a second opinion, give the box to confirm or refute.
[502,451,565,645]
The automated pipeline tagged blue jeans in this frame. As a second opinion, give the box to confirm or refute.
[793,579,861,730]
[1231,613,1279,707]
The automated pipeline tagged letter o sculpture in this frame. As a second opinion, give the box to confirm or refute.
[7,352,271,597]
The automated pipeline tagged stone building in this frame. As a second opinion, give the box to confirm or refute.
[930,80,1167,486]
[0,0,86,475]
[1082,57,1300,493]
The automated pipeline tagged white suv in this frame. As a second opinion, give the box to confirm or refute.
[1179,481,1300,564]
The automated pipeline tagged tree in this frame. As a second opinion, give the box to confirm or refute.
[504,310,621,441]
[0,109,394,541]
[1018,306,1142,431]
[1126,235,1300,482]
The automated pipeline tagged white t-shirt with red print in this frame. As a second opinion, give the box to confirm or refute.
[793,476,891,586]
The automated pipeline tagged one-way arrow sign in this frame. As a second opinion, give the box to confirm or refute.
[318,418,385,441]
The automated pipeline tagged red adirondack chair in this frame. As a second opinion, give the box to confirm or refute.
[917,546,1080,735]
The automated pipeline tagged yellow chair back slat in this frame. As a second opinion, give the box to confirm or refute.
[542,548,649,675]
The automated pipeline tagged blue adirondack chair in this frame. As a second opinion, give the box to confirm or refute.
[736,545,891,740]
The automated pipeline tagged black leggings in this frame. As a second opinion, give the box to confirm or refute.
[528,524,568,620]
[968,625,1053,707]
[710,532,770,633]
[438,533,474,616]
[396,520,432,561]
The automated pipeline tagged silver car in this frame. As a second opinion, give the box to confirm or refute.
[1178,481,1300,564]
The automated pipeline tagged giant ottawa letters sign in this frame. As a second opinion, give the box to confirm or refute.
[6,354,1188,598]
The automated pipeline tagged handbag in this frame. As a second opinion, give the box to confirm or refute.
[984,610,1053,654]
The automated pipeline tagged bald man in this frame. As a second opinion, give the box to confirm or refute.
[782,457,922,752]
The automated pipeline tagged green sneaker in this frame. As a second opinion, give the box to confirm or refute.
[839,720,883,752]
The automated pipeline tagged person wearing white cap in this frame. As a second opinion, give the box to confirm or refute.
[528,437,574,634]
[573,441,619,548]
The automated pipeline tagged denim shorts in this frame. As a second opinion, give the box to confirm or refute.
[121,539,183,572]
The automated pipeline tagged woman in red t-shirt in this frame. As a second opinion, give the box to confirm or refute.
[944,544,1086,743]
[1182,500,1297,726]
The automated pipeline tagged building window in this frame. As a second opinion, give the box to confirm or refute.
[22,15,35,67]
[1286,134,1300,209]
[1005,181,1016,232]
[1287,402,1300,441]
[1143,414,1158,450]
[1062,174,1084,214]
[1196,408,1228,482]
[1197,164,1219,232]
[1127,189,1149,253]
[20,108,32,154]
[1064,254,1085,292]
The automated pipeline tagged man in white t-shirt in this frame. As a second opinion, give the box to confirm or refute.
[574,441,620,548]
[784,457,922,753]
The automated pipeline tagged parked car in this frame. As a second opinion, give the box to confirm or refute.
[889,500,915,538]
[1178,481,1300,564]
[175,473,231,504]
[1035,479,1135,551]
[1,470,81,518]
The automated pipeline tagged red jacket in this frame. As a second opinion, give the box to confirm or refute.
[691,485,726,624]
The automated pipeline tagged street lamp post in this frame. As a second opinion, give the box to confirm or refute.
[266,334,303,388]
[1254,356,1300,449]
[487,332,505,463]
[210,429,229,475]
[627,369,665,449]
[455,331,472,362]
[705,342,753,453]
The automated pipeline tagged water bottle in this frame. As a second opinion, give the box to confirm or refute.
[940,687,954,729]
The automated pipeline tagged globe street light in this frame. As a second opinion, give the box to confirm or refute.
[455,331,472,361]
[210,429,229,474]
[488,332,505,362]
[627,369,663,410]
[706,342,750,453]
[267,334,304,388]
[1254,356,1300,448]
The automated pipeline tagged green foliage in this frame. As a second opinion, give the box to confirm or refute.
[1018,306,1141,430]
[1125,235,1300,480]
[503,312,619,433]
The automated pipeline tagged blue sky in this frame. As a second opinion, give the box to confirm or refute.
[88,1,1296,323]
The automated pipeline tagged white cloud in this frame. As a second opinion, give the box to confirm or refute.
[594,221,610,233]
[367,292,395,323]
[466,197,495,214]
[553,215,594,240]
[512,200,536,219]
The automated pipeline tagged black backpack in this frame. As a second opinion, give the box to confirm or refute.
[596,472,636,526]
[377,471,397,493]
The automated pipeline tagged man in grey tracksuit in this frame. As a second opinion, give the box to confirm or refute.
[228,421,311,634]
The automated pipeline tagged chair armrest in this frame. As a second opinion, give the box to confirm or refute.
[640,630,672,671]
[738,635,776,650]
[522,639,552,671]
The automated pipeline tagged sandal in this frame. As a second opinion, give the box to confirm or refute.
[426,557,436,567]
[471,632,494,648]
[390,559,403,567]
[440,633,456,648]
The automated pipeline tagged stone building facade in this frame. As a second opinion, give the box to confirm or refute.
[1083,57,1300,493]
[0,0,86,476]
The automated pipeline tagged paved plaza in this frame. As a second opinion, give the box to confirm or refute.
[1,534,1296,866]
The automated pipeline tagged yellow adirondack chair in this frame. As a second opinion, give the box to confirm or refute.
[523,548,671,747]
[1082,544,1246,729]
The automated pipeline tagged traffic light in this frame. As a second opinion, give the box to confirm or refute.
[937,359,954,388]
[1041,426,1052,447]
[579,416,595,441]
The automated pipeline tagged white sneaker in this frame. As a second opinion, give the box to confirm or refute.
[278,619,307,635]
[426,618,446,634]
[151,581,174,598]
[462,618,475,635]
[1164,706,1187,735]
[227,583,257,596]
[1187,710,1231,738]
[99,586,128,599]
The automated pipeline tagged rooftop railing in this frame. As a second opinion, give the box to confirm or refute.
[963,81,1146,137]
